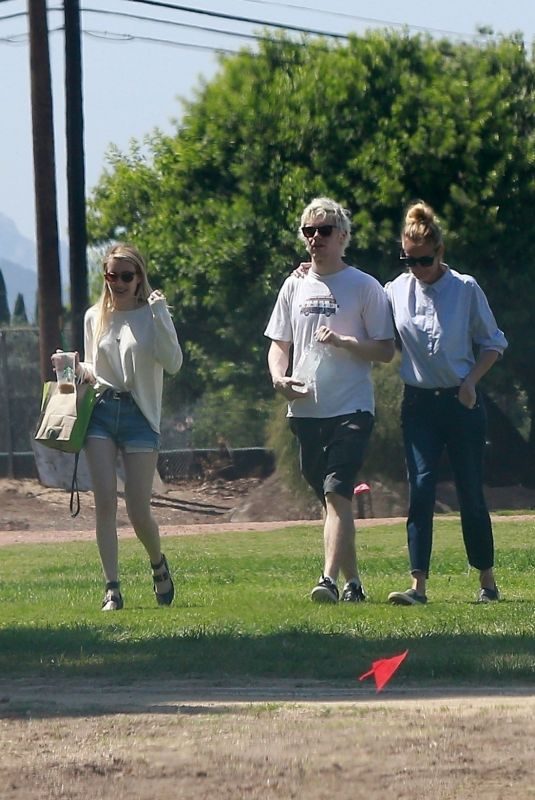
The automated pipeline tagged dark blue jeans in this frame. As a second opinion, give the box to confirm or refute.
[401,385,494,576]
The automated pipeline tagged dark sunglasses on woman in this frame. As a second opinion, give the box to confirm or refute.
[399,250,436,268]
[104,271,137,284]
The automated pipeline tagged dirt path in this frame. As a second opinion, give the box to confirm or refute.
[2,678,535,799]
[0,515,403,546]
[1,513,531,547]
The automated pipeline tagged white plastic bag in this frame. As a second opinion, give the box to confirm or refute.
[292,340,331,395]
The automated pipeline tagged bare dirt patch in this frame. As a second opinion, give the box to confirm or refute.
[0,476,264,534]
[1,475,533,545]
[2,679,535,799]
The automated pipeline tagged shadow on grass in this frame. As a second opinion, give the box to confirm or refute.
[1,624,535,691]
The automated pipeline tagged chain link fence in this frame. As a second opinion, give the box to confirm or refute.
[0,327,41,476]
[0,327,273,481]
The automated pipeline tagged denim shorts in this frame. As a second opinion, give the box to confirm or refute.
[86,389,160,453]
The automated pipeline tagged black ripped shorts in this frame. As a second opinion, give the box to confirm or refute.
[289,411,374,505]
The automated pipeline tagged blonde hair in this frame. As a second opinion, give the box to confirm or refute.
[402,200,443,249]
[298,196,352,254]
[93,243,153,344]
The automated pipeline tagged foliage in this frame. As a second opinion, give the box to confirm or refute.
[366,357,406,480]
[12,293,28,325]
[87,32,535,442]
[264,393,317,498]
[86,243,111,305]
[0,269,10,326]
[1,520,535,683]
[189,385,271,448]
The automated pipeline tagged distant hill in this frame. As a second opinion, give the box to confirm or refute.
[0,256,38,320]
[0,212,69,320]
[0,213,36,271]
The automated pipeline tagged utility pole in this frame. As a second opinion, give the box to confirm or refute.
[65,0,88,354]
[28,0,63,381]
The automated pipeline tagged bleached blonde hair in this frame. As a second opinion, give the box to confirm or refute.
[298,196,352,255]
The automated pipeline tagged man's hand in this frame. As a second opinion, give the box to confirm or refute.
[314,325,342,347]
[273,376,308,399]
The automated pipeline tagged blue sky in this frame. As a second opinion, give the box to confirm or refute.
[1,0,534,247]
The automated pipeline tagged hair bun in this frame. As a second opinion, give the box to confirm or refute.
[402,200,443,247]
[406,201,433,226]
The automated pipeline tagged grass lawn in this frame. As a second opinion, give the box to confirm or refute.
[1,518,535,685]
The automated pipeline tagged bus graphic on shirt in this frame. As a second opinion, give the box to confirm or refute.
[300,295,339,317]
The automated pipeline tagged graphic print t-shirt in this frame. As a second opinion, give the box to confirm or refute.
[264,266,393,417]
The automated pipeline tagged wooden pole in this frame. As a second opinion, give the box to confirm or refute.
[28,0,63,381]
[65,0,88,354]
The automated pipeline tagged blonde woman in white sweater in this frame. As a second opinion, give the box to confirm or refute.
[57,243,183,611]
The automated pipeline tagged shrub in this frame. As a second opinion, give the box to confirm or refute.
[190,386,270,449]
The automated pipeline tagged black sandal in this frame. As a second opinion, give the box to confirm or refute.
[151,554,174,606]
[101,581,124,611]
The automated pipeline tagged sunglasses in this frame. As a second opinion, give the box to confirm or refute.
[301,225,336,238]
[104,271,137,284]
[399,250,436,268]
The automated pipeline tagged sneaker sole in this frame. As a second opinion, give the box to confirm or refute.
[101,601,123,611]
[311,587,338,603]
[388,592,425,606]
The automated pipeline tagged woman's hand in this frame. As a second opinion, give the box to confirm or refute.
[148,289,166,305]
[458,378,477,409]
[292,262,312,279]
[51,349,80,375]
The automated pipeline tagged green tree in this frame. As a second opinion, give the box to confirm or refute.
[12,293,28,325]
[0,269,10,326]
[87,32,535,465]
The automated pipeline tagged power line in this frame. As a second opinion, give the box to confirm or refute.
[0,10,25,22]
[126,0,349,40]
[0,1,496,44]
[2,23,244,55]
[242,0,478,39]
[83,28,239,54]
[77,6,277,45]
[0,1,501,51]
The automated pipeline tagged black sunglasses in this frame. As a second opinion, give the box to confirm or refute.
[399,250,436,268]
[301,225,336,238]
[104,271,137,284]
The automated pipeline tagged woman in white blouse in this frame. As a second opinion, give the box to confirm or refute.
[385,201,507,606]
[56,243,183,611]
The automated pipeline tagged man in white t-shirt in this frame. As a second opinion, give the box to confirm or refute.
[265,197,395,603]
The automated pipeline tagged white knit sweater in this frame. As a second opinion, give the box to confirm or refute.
[79,297,183,433]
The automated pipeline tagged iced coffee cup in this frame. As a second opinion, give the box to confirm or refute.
[55,352,76,394]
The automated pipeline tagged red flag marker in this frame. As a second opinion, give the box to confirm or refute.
[353,482,371,495]
[358,650,409,692]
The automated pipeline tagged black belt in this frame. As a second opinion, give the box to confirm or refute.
[404,384,459,397]
[103,388,132,400]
